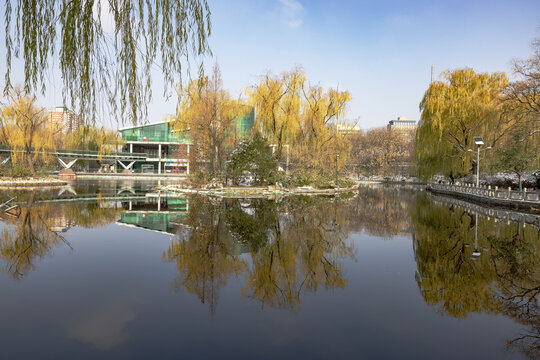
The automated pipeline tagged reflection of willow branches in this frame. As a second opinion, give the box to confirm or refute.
[162,197,247,315]
[412,197,500,317]
[243,197,354,310]
[226,199,279,252]
[412,195,540,359]
[503,298,539,360]
[346,186,414,237]
[162,196,355,313]
[0,194,70,280]
[487,222,540,360]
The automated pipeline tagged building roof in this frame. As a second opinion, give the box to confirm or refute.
[118,121,170,132]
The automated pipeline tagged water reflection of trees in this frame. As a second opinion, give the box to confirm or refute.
[0,197,123,279]
[243,197,352,310]
[162,197,248,315]
[163,196,355,312]
[412,196,540,359]
[0,194,67,279]
[346,186,415,237]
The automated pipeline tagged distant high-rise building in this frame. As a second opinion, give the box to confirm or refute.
[387,116,417,132]
[48,106,81,134]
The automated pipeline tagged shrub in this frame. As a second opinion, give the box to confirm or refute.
[10,164,32,178]
[228,132,278,185]
[0,163,9,178]
[290,171,347,189]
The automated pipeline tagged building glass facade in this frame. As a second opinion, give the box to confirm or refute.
[118,108,254,175]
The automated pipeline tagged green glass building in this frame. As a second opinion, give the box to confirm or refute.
[118,107,254,174]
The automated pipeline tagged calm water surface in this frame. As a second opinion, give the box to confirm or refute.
[0,180,538,359]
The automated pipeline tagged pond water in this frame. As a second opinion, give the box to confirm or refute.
[0,180,538,360]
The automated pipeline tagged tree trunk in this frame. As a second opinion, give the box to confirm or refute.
[26,151,35,175]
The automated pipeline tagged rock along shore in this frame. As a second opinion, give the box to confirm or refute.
[160,184,359,198]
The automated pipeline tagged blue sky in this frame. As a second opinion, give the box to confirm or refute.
[1,0,539,129]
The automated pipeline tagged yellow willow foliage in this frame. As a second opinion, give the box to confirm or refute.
[299,85,351,170]
[0,92,55,167]
[416,68,508,177]
[248,67,352,171]
[247,67,305,159]
[302,86,351,144]
[63,125,124,161]
[171,63,245,175]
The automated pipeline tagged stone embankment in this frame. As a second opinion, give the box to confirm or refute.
[160,184,358,198]
[0,178,67,189]
[427,182,540,211]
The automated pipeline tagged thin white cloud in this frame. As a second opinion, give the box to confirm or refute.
[278,0,304,28]
[68,299,137,350]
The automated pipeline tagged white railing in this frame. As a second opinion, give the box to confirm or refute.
[429,181,540,203]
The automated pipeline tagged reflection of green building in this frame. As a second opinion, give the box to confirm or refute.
[116,196,189,235]
[119,212,187,235]
[118,107,254,175]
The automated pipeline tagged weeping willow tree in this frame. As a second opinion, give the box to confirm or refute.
[0,87,55,174]
[3,0,211,125]
[295,85,352,172]
[171,62,245,178]
[247,67,352,174]
[416,69,508,178]
[247,67,305,162]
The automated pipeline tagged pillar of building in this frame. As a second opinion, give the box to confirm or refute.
[158,144,162,174]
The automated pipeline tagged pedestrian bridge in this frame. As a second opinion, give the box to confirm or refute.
[0,145,147,170]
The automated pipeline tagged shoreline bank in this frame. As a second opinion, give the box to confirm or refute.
[161,184,359,198]
[0,178,67,189]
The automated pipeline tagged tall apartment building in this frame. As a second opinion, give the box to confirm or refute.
[48,106,81,134]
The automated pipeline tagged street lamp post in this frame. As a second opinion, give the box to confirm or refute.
[468,137,491,187]
[471,213,481,260]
